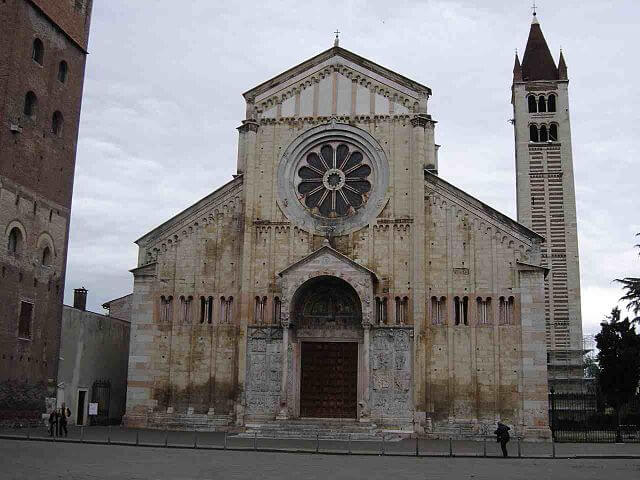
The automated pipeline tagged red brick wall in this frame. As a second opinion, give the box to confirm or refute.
[31,0,93,50]
[0,0,91,420]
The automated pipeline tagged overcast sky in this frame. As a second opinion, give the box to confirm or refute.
[64,0,640,336]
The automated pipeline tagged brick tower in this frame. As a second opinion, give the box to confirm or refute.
[512,12,584,390]
[0,0,92,420]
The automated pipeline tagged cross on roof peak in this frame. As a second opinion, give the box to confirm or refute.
[334,29,340,47]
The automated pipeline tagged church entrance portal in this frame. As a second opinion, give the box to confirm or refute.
[293,276,361,418]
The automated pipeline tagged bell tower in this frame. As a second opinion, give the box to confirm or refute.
[512,12,584,389]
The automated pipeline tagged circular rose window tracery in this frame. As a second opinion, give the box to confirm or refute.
[296,142,372,218]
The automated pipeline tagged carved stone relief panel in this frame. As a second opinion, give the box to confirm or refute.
[245,327,283,417]
[370,327,413,422]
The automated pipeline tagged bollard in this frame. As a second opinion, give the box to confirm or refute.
[80,426,84,443]
[108,425,112,445]
[348,434,351,455]
[381,434,385,456]
[254,431,257,451]
[449,437,453,457]
[136,430,139,446]
[517,436,521,457]
[552,439,556,458]
[315,432,319,454]
[483,436,487,457]
[415,436,419,457]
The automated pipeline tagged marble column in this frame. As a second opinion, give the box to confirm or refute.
[360,322,372,422]
[276,319,290,420]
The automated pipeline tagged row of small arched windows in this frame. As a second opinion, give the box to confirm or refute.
[254,296,282,324]
[431,296,515,326]
[26,38,67,136]
[32,38,69,83]
[529,123,558,143]
[528,94,556,113]
[7,226,53,266]
[23,91,64,136]
[375,296,409,325]
[159,295,234,324]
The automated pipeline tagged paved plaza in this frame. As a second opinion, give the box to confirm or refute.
[1,438,640,480]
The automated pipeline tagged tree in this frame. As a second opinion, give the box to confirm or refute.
[615,233,640,318]
[595,307,640,441]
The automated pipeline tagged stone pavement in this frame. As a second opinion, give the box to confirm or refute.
[1,425,640,458]
[1,439,640,480]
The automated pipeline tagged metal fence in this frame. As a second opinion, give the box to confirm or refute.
[549,391,640,442]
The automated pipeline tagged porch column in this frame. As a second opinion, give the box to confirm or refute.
[360,322,372,422]
[277,320,290,419]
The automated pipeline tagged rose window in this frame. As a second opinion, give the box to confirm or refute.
[296,142,372,218]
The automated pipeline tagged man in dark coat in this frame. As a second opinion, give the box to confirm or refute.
[48,408,57,437]
[494,422,511,457]
[58,406,68,437]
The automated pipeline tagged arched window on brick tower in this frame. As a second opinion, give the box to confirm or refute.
[32,38,44,64]
[41,246,51,266]
[527,95,537,113]
[58,61,68,83]
[8,227,23,255]
[52,111,64,137]
[24,91,37,118]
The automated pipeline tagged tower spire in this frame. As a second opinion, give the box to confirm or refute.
[513,50,523,82]
[521,11,558,81]
[558,49,568,80]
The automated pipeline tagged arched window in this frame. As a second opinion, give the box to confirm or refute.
[454,296,461,325]
[24,91,37,117]
[401,296,409,325]
[462,296,469,325]
[227,296,233,323]
[477,297,492,325]
[207,296,213,324]
[499,296,506,325]
[431,296,444,325]
[527,95,537,113]
[539,124,548,142]
[507,296,515,325]
[160,295,173,322]
[51,111,64,137]
[32,38,44,65]
[538,95,546,113]
[529,124,539,142]
[200,296,206,324]
[254,296,267,324]
[220,296,226,323]
[273,297,281,324]
[375,297,383,324]
[549,123,558,141]
[180,295,192,323]
[58,61,68,83]
[41,246,51,266]
[547,94,556,112]
[8,227,23,255]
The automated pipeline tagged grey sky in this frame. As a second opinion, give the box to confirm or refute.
[64,0,640,335]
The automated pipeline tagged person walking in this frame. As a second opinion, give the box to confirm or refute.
[48,408,57,437]
[494,422,511,457]
[58,406,68,437]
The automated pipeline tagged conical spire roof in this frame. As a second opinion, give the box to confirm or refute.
[521,14,558,81]
[513,52,523,82]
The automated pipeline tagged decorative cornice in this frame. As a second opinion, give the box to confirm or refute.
[237,120,259,134]
[410,114,433,128]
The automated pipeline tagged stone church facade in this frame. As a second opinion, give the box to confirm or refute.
[125,23,559,439]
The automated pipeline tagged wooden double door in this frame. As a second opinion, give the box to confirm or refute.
[300,341,358,418]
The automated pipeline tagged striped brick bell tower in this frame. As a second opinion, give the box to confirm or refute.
[511,12,584,391]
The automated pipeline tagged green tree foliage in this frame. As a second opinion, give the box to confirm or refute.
[595,307,640,412]
[615,233,640,318]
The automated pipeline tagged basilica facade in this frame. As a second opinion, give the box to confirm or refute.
[123,19,573,439]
